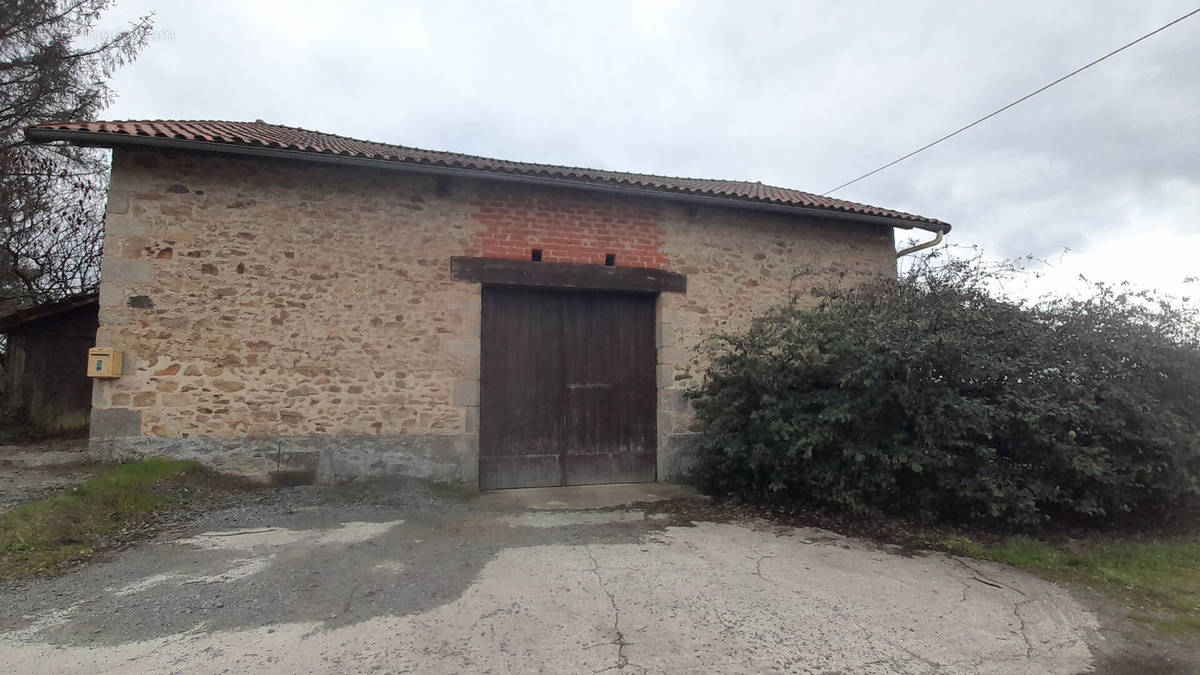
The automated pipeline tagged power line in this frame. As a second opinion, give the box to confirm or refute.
[823,6,1200,196]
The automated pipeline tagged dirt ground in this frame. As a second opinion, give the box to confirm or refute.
[0,439,94,512]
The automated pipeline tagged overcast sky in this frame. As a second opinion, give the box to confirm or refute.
[92,0,1200,300]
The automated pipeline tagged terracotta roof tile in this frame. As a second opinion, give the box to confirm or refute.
[25,120,948,230]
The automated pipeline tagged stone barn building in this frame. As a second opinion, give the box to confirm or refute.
[25,120,948,488]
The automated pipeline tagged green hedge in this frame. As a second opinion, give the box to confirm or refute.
[689,253,1200,528]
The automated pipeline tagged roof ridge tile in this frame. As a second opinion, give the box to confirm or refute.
[24,119,948,229]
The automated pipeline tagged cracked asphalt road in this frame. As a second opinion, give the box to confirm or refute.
[0,484,1098,673]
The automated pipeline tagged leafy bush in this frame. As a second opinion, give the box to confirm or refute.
[689,251,1200,528]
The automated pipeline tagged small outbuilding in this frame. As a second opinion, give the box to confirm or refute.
[24,120,949,487]
[0,293,99,435]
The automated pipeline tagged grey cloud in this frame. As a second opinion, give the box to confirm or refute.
[94,0,1200,291]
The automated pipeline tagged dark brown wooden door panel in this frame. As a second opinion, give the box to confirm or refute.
[479,287,565,489]
[560,292,656,485]
[480,286,656,489]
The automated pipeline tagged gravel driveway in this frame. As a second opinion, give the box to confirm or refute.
[0,441,94,512]
[0,482,1098,673]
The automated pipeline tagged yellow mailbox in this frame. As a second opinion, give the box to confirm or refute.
[87,348,123,379]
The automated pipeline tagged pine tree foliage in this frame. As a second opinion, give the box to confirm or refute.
[0,0,151,310]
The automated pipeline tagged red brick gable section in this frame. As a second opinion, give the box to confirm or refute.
[472,190,668,269]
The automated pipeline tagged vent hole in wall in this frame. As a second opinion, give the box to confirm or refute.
[605,253,616,266]
[531,249,543,262]
[434,176,452,197]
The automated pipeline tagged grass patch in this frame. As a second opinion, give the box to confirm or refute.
[0,457,210,580]
[940,534,1200,638]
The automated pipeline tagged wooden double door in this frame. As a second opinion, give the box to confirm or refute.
[479,286,657,489]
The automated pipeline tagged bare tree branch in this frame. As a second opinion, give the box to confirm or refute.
[0,0,152,312]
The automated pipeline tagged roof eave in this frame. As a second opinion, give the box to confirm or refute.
[0,292,99,332]
[25,127,951,233]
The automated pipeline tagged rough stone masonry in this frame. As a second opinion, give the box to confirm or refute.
[88,146,897,484]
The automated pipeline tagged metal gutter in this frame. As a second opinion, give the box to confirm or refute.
[25,128,951,233]
[895,230,944,258]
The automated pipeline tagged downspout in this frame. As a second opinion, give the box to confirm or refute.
[895,230,944,258]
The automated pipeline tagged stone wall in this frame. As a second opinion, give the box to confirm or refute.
[655,208,895,475]
[93,149,482,482]
[91,147,896,484]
